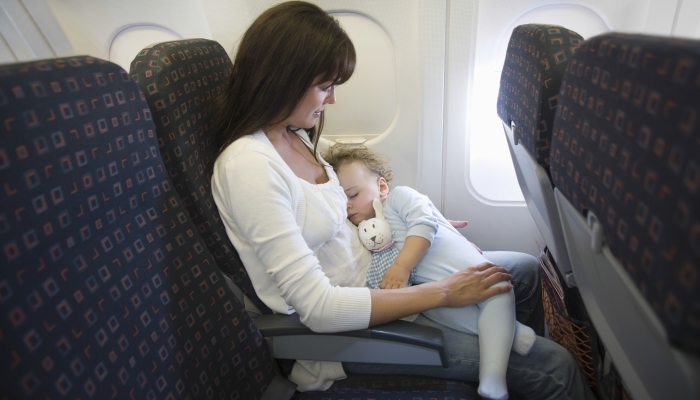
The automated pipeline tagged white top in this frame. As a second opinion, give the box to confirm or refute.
[211,130,372,391]
[212,130,371,332]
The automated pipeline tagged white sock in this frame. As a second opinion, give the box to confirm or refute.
[476,281,513,400]
[512,321,536,355]
[478,361,509,400]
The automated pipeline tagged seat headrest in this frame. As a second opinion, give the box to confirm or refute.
[550,32,700,355]
[497,24,584,168]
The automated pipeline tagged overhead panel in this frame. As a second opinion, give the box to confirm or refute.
[0,0,73,63]
[45,0,212,64]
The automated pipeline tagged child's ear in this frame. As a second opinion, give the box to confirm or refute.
[377,177,389,199]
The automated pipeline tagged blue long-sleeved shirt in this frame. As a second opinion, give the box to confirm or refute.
[382,186,488,283]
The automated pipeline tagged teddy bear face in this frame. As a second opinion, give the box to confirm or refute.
[358,217,393,251]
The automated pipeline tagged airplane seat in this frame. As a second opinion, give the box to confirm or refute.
[128,39,273,315]
[550,32,700,400]
[0,55,481,400]
[497,24,584,287]
[0,56,290,399]
[127,38,464,376]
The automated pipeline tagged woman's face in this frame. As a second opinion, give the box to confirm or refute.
[285,80,336,129]
[336,161,388,226]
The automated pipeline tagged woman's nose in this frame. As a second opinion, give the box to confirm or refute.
[325,86,336,104]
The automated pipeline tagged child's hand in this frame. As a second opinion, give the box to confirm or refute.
[447,219,468,228]
[380,264,412,289]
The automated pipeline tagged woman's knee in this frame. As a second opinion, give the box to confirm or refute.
[483,251,540,298]
[507,338,587,399]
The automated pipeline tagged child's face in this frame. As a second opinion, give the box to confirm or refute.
[336,161,388,226]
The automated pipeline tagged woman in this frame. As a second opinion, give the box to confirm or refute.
[211,2,594,399]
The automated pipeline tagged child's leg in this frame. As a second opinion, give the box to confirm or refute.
[421,304,480,334]
[512,321,536,355]
[421,305,535,356]
[476,280,514,400]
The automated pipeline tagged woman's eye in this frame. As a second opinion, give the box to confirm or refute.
[349,193,357,199]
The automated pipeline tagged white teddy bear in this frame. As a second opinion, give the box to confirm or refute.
[358,198,417,289]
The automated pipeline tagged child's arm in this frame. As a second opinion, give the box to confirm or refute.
[380,235,430,289]
[381,186,439,289]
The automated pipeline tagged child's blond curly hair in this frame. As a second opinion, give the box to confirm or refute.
[323,144,394,185]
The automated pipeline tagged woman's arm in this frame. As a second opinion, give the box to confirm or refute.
[380,186,438,288]
[369,262,513,326]
[214,148,372,333]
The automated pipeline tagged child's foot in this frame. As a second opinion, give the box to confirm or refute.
[512,322,536,355]
[478,361,509,400]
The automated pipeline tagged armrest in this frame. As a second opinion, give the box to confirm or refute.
[253,313,448,367]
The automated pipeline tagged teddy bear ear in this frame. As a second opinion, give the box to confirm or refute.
[372,198,384,220]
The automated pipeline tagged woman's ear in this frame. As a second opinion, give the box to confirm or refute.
[377,177,389,200]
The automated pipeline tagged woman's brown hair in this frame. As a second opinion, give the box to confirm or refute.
[213,1,356,161]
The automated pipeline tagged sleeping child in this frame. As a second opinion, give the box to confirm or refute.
[323,144,536,400]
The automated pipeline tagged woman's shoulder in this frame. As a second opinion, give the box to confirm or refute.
[216,131,280,167]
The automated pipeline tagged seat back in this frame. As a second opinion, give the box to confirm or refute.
[0,56,282,399]
[497,24,584,285]
[550,33,700,399]
[129,39,271,314]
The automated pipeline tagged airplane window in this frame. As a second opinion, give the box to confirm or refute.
[323,13,397,143]
[109,26,181,72]
[469,3,609,202]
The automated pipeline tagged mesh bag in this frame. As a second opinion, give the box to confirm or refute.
[538,246,599,390]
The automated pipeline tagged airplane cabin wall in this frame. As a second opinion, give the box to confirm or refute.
[2,0,700,256]
[443,0,700,255]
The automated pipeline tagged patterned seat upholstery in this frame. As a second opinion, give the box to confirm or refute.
[550,33,700,399]
[129,39,271,314]
[0,56,287,399]
[498,24,584,169]
[496,24,584,286]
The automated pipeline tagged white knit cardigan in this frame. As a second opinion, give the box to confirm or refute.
[212,130,371,331]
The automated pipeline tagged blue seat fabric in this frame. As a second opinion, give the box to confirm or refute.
[498,24,584,169]
[129,39,272,314]
[0,56,277,399]
[295,374,481,400]
[550,33,700,355]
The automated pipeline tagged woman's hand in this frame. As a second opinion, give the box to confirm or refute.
[368,262,512,327]
[439,262,512,307]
